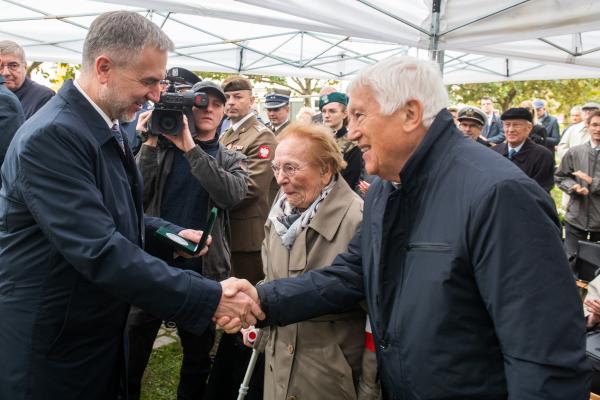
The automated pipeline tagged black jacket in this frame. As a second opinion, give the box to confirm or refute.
[493,138,555,192]
[0,76,24,167]
[0,80,222,400]
[257,110,589,399]
[13,77,54,119]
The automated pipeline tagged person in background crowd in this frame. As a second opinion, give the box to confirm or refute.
[520,100,548,146]
[0,40,54,119]
[219,56,590,400]
[312,86,336,124]
[0,73,24,167]
[558,102,600,160]
[567,105,583,127]
[0,11,261,400]
[126,80,248,400]
[480,96,505,144]
[447,105,459,126]
[206,75,277,400]
[457,105,491,147]
[264,92,290,135]
[320,92,362,191]
[245,122,376,400]
[493,107,554,192]
[295,106,316,124]
[533,99,560,152]
[555,110,600,271]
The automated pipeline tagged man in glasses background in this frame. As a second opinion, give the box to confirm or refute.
[0,40,54,119]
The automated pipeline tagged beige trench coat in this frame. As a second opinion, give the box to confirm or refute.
[262,177,365,400]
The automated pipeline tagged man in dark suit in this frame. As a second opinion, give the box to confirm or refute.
[0,75,24,166]
[0,40,55,119]
[492,107,555,192]
[0,11,261,400]
[480,96,505,144]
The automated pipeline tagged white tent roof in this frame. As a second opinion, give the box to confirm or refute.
[1,0,599,83]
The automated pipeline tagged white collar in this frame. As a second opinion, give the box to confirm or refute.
[508,141,525,153]
[73,79,118,129]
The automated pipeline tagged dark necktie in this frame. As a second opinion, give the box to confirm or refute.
[111,123,125,154]
[508,148,516,160]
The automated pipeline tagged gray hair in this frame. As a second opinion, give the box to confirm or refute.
[571,105,582,114]
[348,56,449,128]
[0,40,26,63]
[82,11,173,72]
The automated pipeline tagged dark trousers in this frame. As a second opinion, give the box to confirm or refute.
[203,332,264,400]
[126,306,215,400]
[564,223,600,270]
[231,251,264,285]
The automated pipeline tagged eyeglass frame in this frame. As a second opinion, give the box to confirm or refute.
[270,162,309,177]
[0,61,25,72]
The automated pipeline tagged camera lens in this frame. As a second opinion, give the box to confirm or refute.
[159,115,178,132]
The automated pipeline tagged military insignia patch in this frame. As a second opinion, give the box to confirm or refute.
[258,145,271,159]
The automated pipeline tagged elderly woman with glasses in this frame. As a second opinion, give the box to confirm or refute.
[247,122,378,400]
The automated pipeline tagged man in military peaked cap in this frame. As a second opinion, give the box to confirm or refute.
[457,105,491,147]
[264,92,290,135]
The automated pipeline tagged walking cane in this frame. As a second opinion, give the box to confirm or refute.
[237,327,267,400]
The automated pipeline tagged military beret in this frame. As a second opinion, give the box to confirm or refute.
[583,102,600,110]
[264,93,289,109]
[166,67,201,87]
[457,106,487,126]
[192,80,226,103]
[222,76,253,92]
[319,92,348,110]
[501,107,533,123]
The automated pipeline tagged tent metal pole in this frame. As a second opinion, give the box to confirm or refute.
[429,0,444,73]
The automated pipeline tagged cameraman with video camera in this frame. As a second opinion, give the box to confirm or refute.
[126,78,249,400]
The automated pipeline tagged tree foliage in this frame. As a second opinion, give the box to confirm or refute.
[448,79,600,120]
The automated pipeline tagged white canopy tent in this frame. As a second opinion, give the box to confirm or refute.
[1,0,599,83]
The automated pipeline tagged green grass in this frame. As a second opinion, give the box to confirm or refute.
[140,340,182,400]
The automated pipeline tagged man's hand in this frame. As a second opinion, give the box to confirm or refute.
[572,184,590,196]
[161,115,196,153]
[137,111,158,147]
[358,180,370,195]
[214,278,264,334]
[176,229,211,258]
[573,170,593,185]
[586,299,600,328]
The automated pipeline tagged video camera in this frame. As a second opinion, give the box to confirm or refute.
[148,76,208,136]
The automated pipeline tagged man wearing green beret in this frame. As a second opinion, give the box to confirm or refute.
[319,92,362,190]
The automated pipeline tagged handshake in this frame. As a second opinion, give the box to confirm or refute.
[213,277,265,333]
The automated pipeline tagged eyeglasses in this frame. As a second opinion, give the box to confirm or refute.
[271,162,306,177]
[0,62,23,72]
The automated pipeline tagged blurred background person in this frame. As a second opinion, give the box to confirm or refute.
[447,105,459,126]
[480,96,504,144]
[558,101,600,160]
[312,86,336,124]
[295,106,316,124]
[533,99,560,152]
[520,100,548,146]
[0,40,54,119]
[127,81,248,400]
[320,92,362,191]
[256,122,373,400]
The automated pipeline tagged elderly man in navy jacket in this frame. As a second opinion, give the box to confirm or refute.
[0,11,261,400]
[0,75,24,166]
[222,57,590,399]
